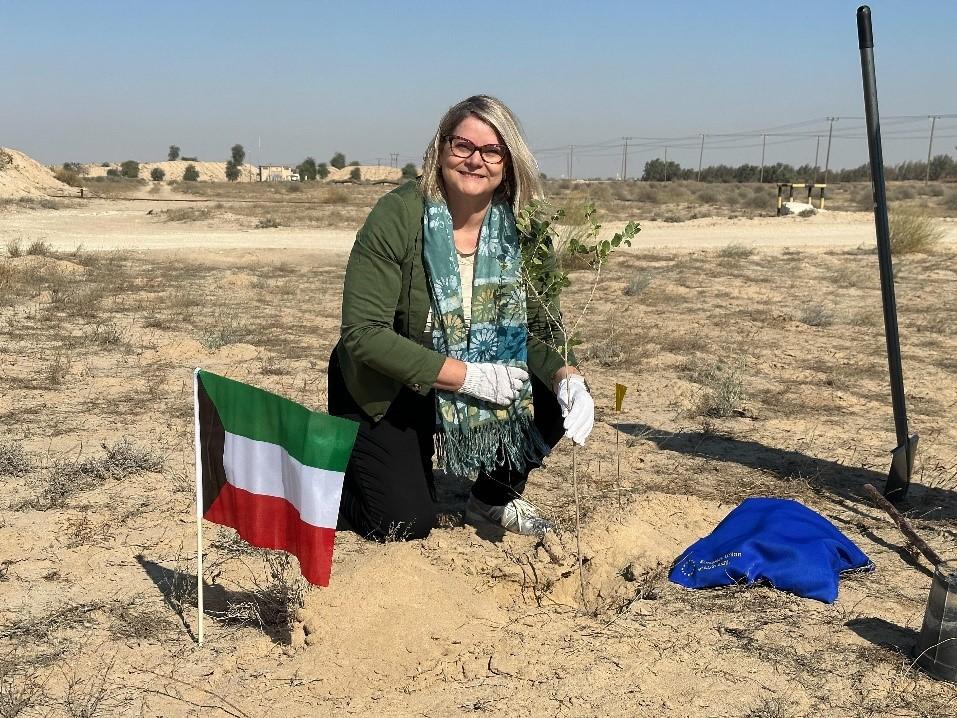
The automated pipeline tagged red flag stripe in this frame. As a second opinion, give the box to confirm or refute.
[204,482,336,586]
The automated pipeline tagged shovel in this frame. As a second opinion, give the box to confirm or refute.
[857,6,919,501]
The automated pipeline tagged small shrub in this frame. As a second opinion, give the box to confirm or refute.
[889,211,943,254]
[0,442,32,477]
[106,168,121,177]
[256,216,281,229]
[24,439,163,511]
[797,208,816,218]
[89,321,124,346]
[401,162,418,179]
[120,160,139,178]
[55,168,83,187]
[224,160,240,182]
[693,361,746,418]
[798,303,833,327]
[5,238,22,258]
[624,271,654,296]
[182,164,200,182]
[200,310,248,349]
[45,351,71,386]
[25,239,52,256]
[150,167,165,181]
[717,242,754,260]
[164,207,211,222]
[320,188,348,204]
[349,167,361,181]
[942,189,957,211]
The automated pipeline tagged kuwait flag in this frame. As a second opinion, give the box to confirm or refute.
[194,369,358,586]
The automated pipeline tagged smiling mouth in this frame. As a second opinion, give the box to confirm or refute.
[458,170,486,179]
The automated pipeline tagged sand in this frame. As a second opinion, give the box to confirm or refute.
[1,187,955,717]
[0,147,72,198]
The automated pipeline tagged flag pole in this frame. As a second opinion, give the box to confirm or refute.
[193,368,204,644]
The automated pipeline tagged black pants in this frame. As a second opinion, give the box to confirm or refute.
[327,347,565,541]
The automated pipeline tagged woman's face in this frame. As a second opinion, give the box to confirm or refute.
[440,115,508,205]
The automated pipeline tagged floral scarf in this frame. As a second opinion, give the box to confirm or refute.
[422,201,550,478]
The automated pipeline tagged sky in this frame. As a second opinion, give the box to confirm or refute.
[2,0,955,179]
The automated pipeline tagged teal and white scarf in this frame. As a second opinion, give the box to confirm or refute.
[423,201,550,478]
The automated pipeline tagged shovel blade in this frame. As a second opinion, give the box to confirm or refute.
[884,433,919,502]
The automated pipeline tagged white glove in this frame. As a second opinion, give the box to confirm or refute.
[459,362,529,406]
[555,375,594,445]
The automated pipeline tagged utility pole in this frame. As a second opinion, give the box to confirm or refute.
[664,146,669,181]
[376,158,382,167]
[759,133,767,183]
[567,145,575,179]
[925,115,940,184]
[823,117,838,185]
[621,137,630,181]
[812,135,821,184]
[696,134,705,182]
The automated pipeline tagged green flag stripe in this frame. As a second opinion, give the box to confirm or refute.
[197,370,358,471]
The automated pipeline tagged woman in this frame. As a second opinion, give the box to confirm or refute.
[328,95,594,541]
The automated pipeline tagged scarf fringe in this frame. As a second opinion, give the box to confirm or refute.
[437,414,551,479]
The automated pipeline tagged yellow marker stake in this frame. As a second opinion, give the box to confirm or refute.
[615,383,627,412]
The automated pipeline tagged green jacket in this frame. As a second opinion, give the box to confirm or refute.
[337,181,576,421]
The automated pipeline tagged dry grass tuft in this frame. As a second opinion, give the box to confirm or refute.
[690,359,746,417]
[717,243,755,260]
[798,302,834,327]
[0,442,32,478]
[20,439,163,511]
[889,211,943,254]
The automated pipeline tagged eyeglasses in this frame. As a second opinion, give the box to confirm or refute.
[445,135,508,165]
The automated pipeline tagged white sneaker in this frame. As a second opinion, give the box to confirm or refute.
[465,495,553,536]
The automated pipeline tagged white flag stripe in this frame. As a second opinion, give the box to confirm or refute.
[222,432,344,529]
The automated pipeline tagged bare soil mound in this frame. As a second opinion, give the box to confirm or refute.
[0,147,71,198]
[82,160,259,183]
[327,165,403,183]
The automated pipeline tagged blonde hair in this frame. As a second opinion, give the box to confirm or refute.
[420,95,542,214]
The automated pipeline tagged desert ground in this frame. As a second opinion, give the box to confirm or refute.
[2,164,957,717]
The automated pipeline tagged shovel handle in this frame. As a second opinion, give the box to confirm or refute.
[863,483,943,567]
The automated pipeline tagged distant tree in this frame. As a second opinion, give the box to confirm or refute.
[120,160,140,179]
[182,156,198,162]
[231,144,245,166]
[150,167,166,181]
[928,153,957,181]
[316,162,329,179]
[349,167,361,181]
[330,152,346,170]
[106,168,121,177]
[61,162,84,174]
[348,160,360,167]
[641,158,683,182]
[225,160,240,181]
[100,162,111,167]
[183,164,200,181]
[168,145,180,161]
[401,162,418,180]
[297,157,318,181]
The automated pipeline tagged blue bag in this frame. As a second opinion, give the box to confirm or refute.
[669,497,873,603]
